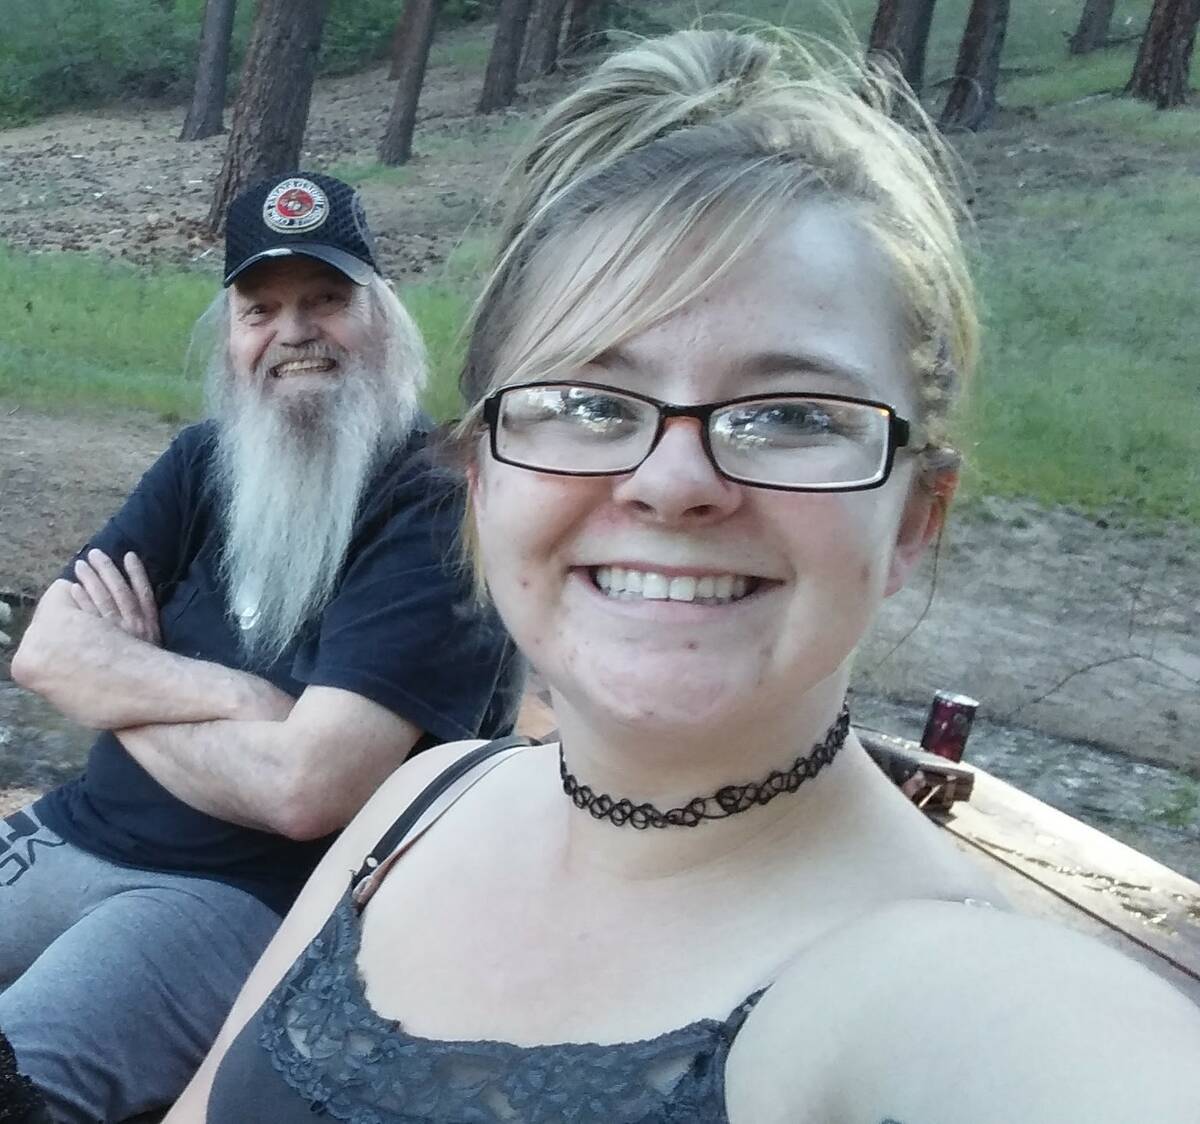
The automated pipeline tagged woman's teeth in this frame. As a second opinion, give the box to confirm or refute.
[593,566,753,604]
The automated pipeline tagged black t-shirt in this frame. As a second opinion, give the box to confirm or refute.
[35,421,523,915]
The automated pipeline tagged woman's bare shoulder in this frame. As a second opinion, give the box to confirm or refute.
[327,739,501,863]
[726,899,1200,1124]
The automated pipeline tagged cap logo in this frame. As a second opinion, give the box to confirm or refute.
[262,178,329,234]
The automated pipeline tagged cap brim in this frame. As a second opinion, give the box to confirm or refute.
[223,244,375,287]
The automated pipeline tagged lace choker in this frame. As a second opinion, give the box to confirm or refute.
[559,702,851,829]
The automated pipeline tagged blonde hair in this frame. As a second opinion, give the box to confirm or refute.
[456,29,977,463]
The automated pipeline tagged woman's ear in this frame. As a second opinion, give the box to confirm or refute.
[884,469,957,596]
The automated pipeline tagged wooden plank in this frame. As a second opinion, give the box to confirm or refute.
[944,830,1200,1005]
[934,765,1200,998]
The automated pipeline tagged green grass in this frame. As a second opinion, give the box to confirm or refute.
[1065,95,1200,149]
[1002,49,1135,107]
[0,245,484,424]
[325,161,413,189]
[0,247,211,418]
[428,34,492,72]
[961,175,1200,522]
[1151,777,1200,829]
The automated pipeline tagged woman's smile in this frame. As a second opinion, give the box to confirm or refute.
[569,563,780,622]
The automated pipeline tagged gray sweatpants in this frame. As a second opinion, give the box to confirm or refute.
[0,804,280,1123]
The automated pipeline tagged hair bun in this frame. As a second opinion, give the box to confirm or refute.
[518,30,775,225]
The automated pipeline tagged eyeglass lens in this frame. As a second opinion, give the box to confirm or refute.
[493,384,893,489]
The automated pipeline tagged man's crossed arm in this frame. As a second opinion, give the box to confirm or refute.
[12,551,423,839]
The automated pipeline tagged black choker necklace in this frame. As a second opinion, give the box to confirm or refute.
[559,702,851,829]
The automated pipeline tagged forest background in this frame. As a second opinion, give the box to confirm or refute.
[0,0,1197,836]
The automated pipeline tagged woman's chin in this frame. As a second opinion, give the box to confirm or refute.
[560,660,761,735]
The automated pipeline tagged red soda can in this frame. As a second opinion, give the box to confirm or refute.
[920,691,978,762]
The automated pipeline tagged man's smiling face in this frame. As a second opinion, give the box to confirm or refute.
[228,256,371,400]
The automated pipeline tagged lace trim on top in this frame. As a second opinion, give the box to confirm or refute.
[258,887,765,1123]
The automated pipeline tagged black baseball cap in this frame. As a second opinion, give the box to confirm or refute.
[223,171,380,287]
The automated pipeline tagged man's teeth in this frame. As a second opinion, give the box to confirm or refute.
[272,358,335,377]
[593,567,751,603]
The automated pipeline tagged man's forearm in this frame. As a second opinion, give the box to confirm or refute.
[117,719,295,835]
[116,686,424,841]
[15,593,292,729]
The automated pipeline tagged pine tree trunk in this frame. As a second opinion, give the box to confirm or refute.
[867,0,939,94]
[388,0,420,80]
[207,0,331,234]
[1126,0,1200,108]
[380,0,440,163]
[1068,0,1118,54]
[562,0,598,58]
[520,0,569,82]
[179,0,238,141]
[939,0,1011,131]
[477,0,535,112]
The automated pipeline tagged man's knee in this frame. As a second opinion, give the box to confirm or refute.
[0,808,75,989]
[0,879,277,1122]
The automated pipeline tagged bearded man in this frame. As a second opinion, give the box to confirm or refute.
[3,173,522,1123]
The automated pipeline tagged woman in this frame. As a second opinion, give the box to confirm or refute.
[169,29,1200,1123]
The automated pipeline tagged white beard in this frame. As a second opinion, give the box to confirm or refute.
[209,328,422,664]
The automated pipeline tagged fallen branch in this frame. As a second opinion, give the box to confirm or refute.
[1000,651,1200,723]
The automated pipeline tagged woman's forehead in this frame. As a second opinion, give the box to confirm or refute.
[511,203,912,404]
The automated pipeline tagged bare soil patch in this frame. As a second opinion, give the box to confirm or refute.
[0,35,564,281]
[0,411,176,598]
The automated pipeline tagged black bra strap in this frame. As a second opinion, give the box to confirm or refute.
[350,735,535,891]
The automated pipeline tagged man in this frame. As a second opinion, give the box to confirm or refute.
[2,173,522,1122]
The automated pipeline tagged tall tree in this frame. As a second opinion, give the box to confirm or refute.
[1068,0,1118,54]
[1126,0,1200,108]
[180,0,239,141]
[207,0,331,233]
[520,0,570,82]
[939,0,1011,131]
[477,0,535,112]
[867,0,939,94]
[380,0,441,164]
[562,0,599,58]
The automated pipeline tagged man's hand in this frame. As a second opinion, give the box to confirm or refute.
[70,549,161,646]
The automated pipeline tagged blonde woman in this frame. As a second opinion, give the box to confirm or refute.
[169,30,1200,1123]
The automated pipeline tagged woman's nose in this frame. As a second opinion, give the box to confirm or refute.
[611,416,743,524]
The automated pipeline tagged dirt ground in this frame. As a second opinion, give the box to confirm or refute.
[0,40,1198,777]
[0,32,560,281]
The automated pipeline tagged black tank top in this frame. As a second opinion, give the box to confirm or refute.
[206,739,766,1122]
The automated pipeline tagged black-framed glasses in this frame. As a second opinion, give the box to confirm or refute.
[481,381,919,492]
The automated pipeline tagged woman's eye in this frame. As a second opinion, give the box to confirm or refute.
[562,393,637,424]
[717,401,861,447]
[503,388,642,438]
